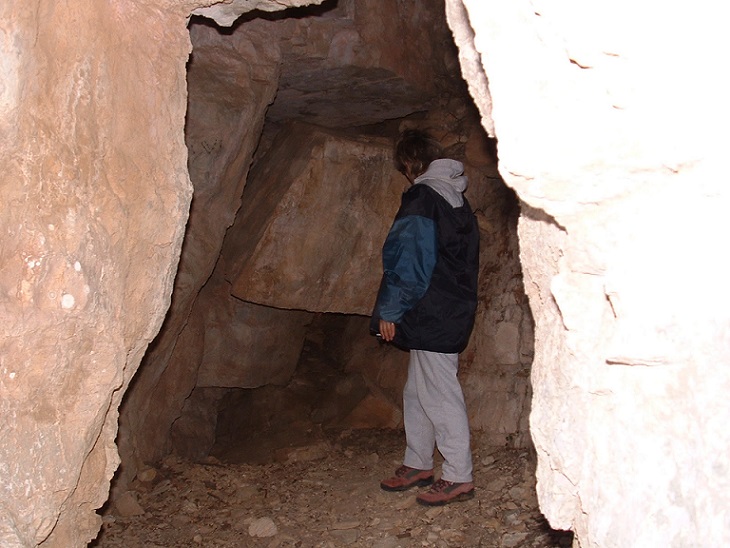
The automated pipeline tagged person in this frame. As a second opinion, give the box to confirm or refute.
[370,129,479,506]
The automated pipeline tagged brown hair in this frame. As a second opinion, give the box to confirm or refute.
[394,129,444,179]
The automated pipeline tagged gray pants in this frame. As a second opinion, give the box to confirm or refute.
[402,349,473,483]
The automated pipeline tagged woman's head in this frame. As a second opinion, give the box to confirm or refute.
[394,129,444,182]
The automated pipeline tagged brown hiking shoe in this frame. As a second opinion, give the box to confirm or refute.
[380,465,434,492]
[416,479,475,506]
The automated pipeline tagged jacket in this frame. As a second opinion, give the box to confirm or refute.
[370,159,479,353]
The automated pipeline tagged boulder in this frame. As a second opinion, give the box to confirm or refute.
[224,123,403,314]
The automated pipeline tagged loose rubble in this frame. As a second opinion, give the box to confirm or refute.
[92,429,573,547]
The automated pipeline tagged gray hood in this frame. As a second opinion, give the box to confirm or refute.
[414,159,467,207]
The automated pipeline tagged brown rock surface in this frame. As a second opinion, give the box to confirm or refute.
[193,0,328,27]
[117,0,477,500]
[116,13,284,492]
[196,270,313,389]
[224,124,403,314]
[0,1,192,546]
[8,0,725,546]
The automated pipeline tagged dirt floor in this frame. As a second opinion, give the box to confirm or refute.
[91,428,573,547]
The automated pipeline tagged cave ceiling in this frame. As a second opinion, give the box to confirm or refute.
[266,64,429,128]
[190,0,462,130]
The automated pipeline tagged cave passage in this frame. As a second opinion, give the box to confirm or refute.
[96,1,571,546]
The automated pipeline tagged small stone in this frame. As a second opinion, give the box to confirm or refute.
[279,442,330,463]
[137,467,158,483]
[330,529,359,544]
[507,486,527,499]
[113,491,145,517]
[150,479,173,496]
[374,517,397,530]
[501,532,528,547]
[425,507,443,519]
[504,510,521,525]
[249,516,278,538]
[234,485,260,502]
[162,455,180,468]
[181,500,198,513]
[395,496,416,510]
[172,514,192,527]
[441,528,465,543]
[332,520,361,530]
[372,536,401,548]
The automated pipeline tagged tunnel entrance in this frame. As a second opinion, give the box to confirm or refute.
[97,1,572,546]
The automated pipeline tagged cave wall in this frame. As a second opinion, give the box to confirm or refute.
[222,124,404,314]
[168,114,530,458]
[215,120,531,448]
[446,0,730,546]
[118,0,530,495]
[114,14,286,495]
[0,1,193,546]
[117,0,454,488]
[4,0,727,546]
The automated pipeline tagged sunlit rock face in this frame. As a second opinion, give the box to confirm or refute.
[0,1,193,546]
[447,0,730,546]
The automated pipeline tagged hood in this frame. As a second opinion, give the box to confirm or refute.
[414,159,467,207]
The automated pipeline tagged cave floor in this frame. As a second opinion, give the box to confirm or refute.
[91,428,573,547]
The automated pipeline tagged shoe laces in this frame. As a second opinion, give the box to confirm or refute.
[429,479,453,492]
[395,465,414,477]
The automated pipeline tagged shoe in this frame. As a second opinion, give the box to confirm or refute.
[380,465,434,492]
[416,479,475,506]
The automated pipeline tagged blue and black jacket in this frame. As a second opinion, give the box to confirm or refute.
[371,171,479,353]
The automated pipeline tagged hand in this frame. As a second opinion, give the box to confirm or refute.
[379,320,396,342]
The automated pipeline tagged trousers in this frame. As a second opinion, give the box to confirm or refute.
[402,349,473,483]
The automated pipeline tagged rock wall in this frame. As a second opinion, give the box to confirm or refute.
[221,120,530,446]
[223,124,403,314]
[117,0,519,493]
[118,0,444,483]
[115,13,284,492]
[0,1,193,546]
[447,0,730,546]
[8,0,725,546]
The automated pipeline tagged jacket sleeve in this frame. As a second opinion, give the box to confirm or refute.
[374,214,437,323]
